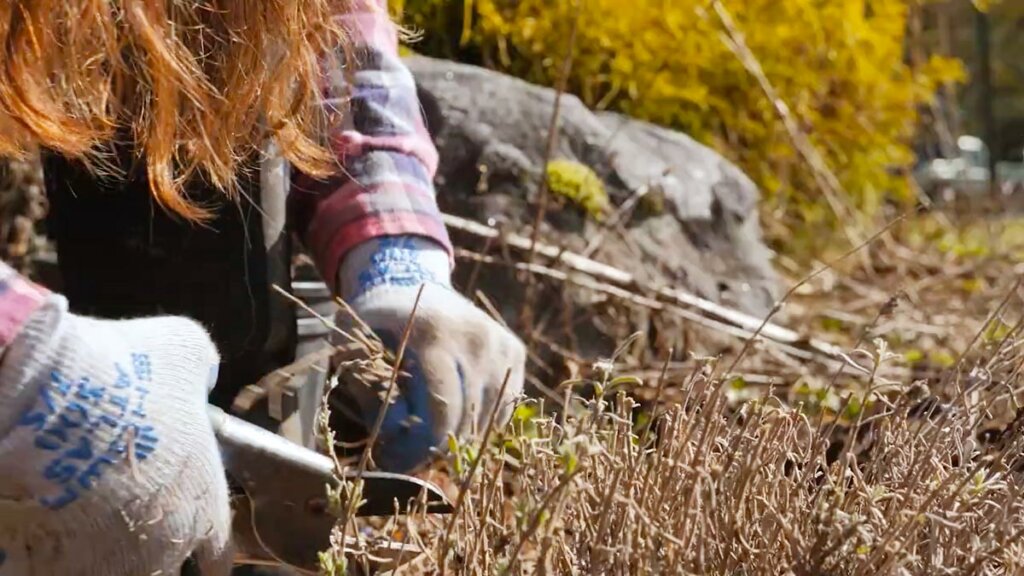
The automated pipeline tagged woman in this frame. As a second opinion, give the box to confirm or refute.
[0,1,525,574]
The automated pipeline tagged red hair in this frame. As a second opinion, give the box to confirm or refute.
[0,0,349,220]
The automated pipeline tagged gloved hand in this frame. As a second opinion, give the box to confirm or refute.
[335,236,526,473]
[0,293,232,575]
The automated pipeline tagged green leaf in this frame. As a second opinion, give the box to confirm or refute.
[903,349,924,364]
[559,444,579,475]
[609,375,644,389]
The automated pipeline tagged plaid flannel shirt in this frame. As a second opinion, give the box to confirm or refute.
[289,0,453,287]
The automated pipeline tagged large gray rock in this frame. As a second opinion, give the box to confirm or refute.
[408,56,778,318]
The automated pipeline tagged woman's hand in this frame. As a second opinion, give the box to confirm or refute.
[335,236,526,472]
[0,295,232,575]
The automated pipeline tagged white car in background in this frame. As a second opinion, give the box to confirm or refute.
[915,135,1024,201]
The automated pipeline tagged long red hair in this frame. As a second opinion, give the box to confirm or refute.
[0,0,349,221]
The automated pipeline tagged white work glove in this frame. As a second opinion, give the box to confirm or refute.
[336,236,526,473]
[0,295,232,576]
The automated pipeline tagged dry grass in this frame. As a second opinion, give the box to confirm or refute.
[401,370,1024,575]
[325,209,1024,575]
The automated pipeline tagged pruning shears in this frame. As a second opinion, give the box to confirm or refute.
[207,406,452,573]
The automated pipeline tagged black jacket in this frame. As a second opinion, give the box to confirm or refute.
[44,147,296,409]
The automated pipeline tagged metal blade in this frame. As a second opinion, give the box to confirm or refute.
[208,406,452,571]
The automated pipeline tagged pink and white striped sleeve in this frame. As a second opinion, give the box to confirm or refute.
[0,261,49,352]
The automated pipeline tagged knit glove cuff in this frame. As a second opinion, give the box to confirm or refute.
[337,235,452,302]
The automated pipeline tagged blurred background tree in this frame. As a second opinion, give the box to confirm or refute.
[391,0,1017,254]
[917,0,1023,162]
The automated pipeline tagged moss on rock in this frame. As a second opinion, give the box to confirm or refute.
[545,159,608,221]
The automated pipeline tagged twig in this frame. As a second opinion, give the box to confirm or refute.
[520,0,582,337]
[640,348,674,445]
[272,284,356,344]
[581,183,650,258]
[465,233,495,295]
[461,250,743,335]
[337,284,426,546]
[710,0,862,246]
[722,210,910,377]
[446,213,841,360]
[948,274,1024,393]
[439,369,515,575]
[362,285,423,471]
[501,469,584,576]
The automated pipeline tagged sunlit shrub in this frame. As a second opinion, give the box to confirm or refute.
[393,0,964,247]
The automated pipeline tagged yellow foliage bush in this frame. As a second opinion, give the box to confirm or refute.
[393,0,964,248]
